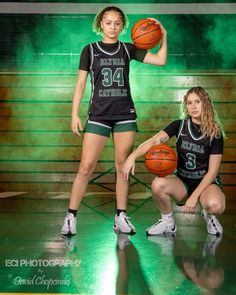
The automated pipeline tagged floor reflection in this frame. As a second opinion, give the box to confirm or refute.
[174,235,224,294]
[0,196,236,294]
[146,231,236,295]
[115,234,152,295]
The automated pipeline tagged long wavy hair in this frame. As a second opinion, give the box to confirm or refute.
[92,6,128,36]
[180,86,224,138]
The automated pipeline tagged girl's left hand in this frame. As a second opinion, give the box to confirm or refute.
[147,18,166,36]
[182,196,198,213]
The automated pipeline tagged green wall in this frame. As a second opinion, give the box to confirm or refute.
[0,13,235,71]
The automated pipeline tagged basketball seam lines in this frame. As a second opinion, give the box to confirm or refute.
[132,28,161,43]
[132,19,155,36]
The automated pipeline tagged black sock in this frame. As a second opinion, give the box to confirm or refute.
[68,209,77,217]
[116,209,126,216]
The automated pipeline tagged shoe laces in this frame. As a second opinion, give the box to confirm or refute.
[66,213,75,224]
[120,212,131,220]
[124,215,133,225]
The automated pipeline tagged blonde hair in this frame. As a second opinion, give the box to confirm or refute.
[92,6,128,36]
[180,86,224,138]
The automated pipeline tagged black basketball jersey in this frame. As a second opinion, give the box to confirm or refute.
[88,41,136,120]
[163,119,224,184]
[176,119,214,182]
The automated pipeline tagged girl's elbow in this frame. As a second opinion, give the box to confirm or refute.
[156,59,167,66]
[159,61,166,66]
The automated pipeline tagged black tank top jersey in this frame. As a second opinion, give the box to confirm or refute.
[163,119,224,185]
[79,41,147,120]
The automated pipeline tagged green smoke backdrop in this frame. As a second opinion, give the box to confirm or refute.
[0,14,235,71]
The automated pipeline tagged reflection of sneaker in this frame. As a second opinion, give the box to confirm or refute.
[202,234,223,257]
[116,233,130,251]
[201,209,223,236]
[61,213,77,235]
[148,233,176,256]
[113,212,136,234]
[146,219,177,236]
[61,235,76,252]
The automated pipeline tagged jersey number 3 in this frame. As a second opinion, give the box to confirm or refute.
[102,68,124,87]
[185,153,196,170]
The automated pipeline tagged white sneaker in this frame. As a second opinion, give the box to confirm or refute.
[202,234,222,257]
[146,219,177,236]
[113,212,136,234]
[202,209,223,236]
[61,213,77,235]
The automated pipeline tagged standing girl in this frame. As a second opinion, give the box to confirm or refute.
[123,87,225,236]
[61,6,167,235]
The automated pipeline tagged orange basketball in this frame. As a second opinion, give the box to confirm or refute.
[145,144,177,177]
[131,18,162,49]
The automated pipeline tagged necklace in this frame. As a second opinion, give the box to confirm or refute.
[192,121,201,132]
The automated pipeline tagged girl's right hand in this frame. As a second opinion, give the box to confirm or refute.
[123,155,136,181]
[71,116,83,136]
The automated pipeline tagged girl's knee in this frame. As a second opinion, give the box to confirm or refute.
[214,203,225,215]
[151,178,168,196]
[207,199,225,215]
[78,162,94,178]
[115,159,125,174]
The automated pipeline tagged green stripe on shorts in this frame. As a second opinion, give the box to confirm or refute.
[84,121,111,137]
[113,121,138,133]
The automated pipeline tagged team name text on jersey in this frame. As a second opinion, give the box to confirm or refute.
[181,140,205,154]
[100,58,125,66]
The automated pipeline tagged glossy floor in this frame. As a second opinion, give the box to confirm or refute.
[0,193,236,295]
